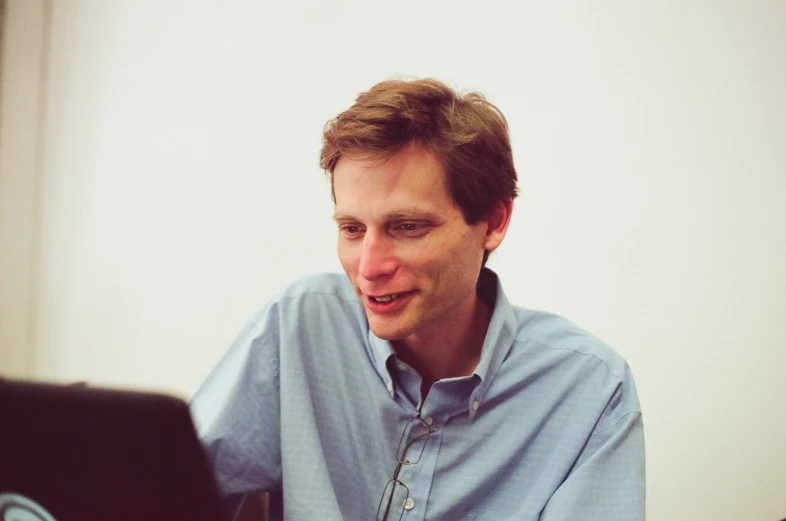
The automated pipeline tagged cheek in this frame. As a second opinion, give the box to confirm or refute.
[337,242,359,276]
[407,236,479,280]
[429,233,486,288]
[397,240,441,273]
[436,229,485,265]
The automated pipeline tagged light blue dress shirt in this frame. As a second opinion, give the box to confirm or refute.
[190,269,645,520]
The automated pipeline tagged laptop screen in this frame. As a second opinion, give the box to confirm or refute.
[0,379,227,521]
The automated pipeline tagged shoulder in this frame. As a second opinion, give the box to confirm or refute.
[511,307,628,381]
[501,306,642,430]
[274,272,359,303]
[253,272,362,314]
[247,272,366,333]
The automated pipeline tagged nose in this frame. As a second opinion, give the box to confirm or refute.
[358,230,398,281]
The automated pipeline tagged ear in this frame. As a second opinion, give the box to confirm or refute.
[482,197,513,253]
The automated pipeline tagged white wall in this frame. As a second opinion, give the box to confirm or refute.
[1,1,784,520]
[0,0,46,378]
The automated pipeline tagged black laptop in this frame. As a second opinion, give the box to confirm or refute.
[0,378,227,521]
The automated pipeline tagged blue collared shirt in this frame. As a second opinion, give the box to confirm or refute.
[190,269,645,520]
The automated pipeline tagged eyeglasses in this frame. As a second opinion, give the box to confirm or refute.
[376,413,439,521]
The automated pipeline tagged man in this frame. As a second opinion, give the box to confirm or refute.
[190,78,645,521]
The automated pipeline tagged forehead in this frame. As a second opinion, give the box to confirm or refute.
[332,144,457,217]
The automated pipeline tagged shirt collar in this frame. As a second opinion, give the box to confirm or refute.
[366,268,518,419]
[368,332,397,397]
[469,268,518,418]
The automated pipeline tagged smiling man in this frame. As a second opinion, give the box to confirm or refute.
[191,79,645,521]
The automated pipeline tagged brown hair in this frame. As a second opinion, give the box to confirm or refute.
[319,78,518,226]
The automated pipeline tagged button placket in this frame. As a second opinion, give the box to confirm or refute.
[394,414,442,520]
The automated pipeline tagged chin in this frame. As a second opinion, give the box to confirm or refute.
[368,326,406,341]
[367,318,410,341]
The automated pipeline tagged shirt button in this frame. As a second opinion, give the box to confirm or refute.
[424,416,433,426]
[386,382,393,393]
[397,363,408,371]
[472,400,480,410]
[403,498,415,510]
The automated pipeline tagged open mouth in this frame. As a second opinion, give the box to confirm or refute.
[370,293,402,303]
[365,290,415,310]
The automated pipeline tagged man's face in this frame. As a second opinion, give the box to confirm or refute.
[333,143,490,343]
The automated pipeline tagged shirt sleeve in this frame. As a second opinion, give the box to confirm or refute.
[540,365,646,520]
[189,301,283,514]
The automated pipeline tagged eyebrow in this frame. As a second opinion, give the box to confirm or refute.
[332,210,442,222]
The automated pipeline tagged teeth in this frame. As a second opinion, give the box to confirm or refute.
[373,294,399,303]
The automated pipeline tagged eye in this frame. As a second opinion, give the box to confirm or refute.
[393,222,429,237]
[339,224,364,238]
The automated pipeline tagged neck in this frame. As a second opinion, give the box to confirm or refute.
[393,290,492,397]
